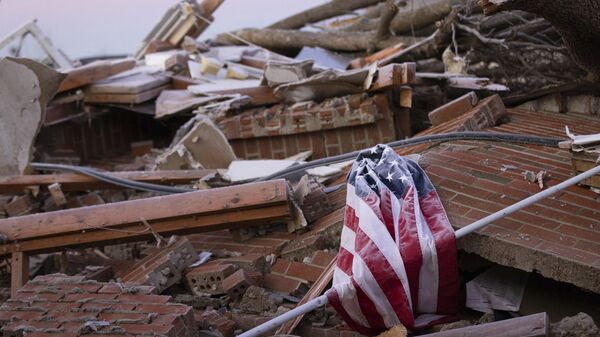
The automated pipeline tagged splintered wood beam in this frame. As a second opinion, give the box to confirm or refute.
[11,252,29,297]
[369,63,416,92]
[0,180,291,256]
[0,170,216,194]
[58,58,136,93]
[420,312,549,337]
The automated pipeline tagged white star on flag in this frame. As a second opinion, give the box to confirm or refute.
[386,172,394,182]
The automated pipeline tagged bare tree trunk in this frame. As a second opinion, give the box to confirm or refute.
[345,0,463,34]
[214,28,422,52]
[268,0,384,30]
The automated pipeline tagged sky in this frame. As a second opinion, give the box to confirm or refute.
[0,0,327,59]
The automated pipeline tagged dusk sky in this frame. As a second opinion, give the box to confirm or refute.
[0,0,326,59]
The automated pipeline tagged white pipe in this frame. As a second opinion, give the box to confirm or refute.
[455,164,600,239]
[238,164,600,337]
[237,295,329,337]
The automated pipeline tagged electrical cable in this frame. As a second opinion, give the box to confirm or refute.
[31,132,563,194]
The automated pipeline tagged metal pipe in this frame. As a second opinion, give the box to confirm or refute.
[237,295,329,337]
[455,163,600,239]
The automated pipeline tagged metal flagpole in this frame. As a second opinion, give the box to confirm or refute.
[238,164,600,337]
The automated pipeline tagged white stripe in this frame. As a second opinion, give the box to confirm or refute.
[339,222,356,255]
[352,253,401,327]
[348,185,413,311]
[414,314,445,327]
[412,186,439,313]
[332,267,371,328]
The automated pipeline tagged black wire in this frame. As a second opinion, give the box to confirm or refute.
[30,163,193,194]
[257,132,563,181]
[31,132,563,194]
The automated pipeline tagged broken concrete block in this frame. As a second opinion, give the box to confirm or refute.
[119,236,197,293]
[235,286,282,314]
[155,115,236,170]
[550,313,599,337]
[186,263,237,295]
[223,269,258,301]
[48,182,67,206]
[0,58,65,177]
[428,92,479,126]
[264,60,313,87]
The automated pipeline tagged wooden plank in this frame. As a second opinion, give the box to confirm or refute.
[84,84,169,104]
[0,170,216,194]
[85,73,170,95]
[349,42,405,69]
[571,152,600,188]
[58,58,136,93]
[0,180,291,256]
[11,252,29,296]
[421,312,549,337]
[369,63,416,92]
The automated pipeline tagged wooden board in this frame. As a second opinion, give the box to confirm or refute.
[571,151,600,189]
[84,84,169,104]
[421,312,549,337]
[85,72,170,94]
[0,180,291,256]
[0,169,216,194]
[58,58,136,93]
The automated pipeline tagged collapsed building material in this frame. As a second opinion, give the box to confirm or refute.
[155,115,236,170]
[428,92,479,126]
[186,262,236,295]
[0,58,66,177]
[57,58,136,93]
[0,274,198,337]
[83,72,170,104]
[117,236,197,293]
[571,151,600,189]
[420,312,549,337]
[219,93,401,160]
[0,179,291,291]
[0,169,215,194]
[135,0,224,59]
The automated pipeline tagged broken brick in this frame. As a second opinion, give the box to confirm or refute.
[223,269,258,301]
[186,263,236,295]
[119,236,197,293]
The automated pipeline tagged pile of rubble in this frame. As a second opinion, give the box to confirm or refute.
[1,0,600,336]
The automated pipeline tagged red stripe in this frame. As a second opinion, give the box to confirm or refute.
[336,247,354,275]
[353,278,387,331]
[420,191,459,314]
[344,206,359,232]
[396,186,423,311]
[326,288,380,336]
[379,188,396,238]
[355,226,416,330]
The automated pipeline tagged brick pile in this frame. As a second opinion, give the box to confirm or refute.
[217,93,400,159]
[118,236,197,293]
[0,274,197,337]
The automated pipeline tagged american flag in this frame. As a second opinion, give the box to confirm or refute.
[326,144,459,335]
